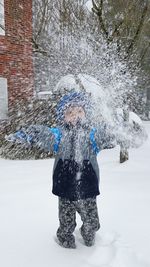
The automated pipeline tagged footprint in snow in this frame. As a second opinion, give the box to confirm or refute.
[85,232,118,267]
[84,232,150,267]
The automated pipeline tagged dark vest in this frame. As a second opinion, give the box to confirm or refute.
[52,123,100,200]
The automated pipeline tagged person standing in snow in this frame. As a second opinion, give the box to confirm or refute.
[5,91,116,248]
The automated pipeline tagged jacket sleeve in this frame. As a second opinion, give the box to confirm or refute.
[5,125,58,153]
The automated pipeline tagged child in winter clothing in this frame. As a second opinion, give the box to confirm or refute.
[6,91,116,248]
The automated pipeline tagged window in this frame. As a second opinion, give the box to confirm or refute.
[0,0,5,35]
[0,77,8,119]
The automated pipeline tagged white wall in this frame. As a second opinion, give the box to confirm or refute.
[0,77,8,119]
[0,0,5,35]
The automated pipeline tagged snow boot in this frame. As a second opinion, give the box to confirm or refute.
[80,227,95,247]
[56,232,76,249]
[58,239,76,249]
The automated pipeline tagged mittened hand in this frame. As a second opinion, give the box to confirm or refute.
[5,130,29,144]
[5,133,17,143]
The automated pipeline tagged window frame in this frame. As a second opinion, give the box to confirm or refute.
[0,0,5,36]
[0,77,8,120]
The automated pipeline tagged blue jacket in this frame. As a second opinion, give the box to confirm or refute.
[6,122,116,200]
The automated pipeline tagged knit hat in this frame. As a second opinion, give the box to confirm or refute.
[56,91,91,122]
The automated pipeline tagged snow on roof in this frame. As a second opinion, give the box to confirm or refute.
[37,91,52,99]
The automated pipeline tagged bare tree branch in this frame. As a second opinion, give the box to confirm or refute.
[92,0,109,39]
[108,20,124,42]
[34,0,49,42]
[140,42,150,64]
[126,1,148,57]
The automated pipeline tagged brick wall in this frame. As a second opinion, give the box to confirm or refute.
[0,0,33,109]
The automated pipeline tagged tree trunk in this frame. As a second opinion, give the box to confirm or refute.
[120,146,129,163]
[146,88,150,119]
[120,108,129,163]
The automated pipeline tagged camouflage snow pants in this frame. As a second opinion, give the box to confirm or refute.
[56,197,100,248]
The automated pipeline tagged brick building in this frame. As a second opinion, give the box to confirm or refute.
[0,0,33,119]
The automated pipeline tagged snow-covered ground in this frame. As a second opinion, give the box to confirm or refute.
[0,122,150,267]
